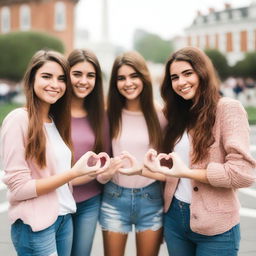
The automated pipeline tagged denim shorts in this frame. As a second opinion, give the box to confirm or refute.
[99,181,163,233]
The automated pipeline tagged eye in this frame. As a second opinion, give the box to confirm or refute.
[131,73,139,78]
[117,76,125,81]
[184,71,193,77]
[42,74,51,79]
[58,75,66,82]
[88,73,96,78]
[171,75,178,81]
[72,72,82,78]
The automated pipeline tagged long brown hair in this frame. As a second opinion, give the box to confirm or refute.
[24,49,72,168]
[108,51,161,150]
[68,49,105,153]
[161,47,220,164]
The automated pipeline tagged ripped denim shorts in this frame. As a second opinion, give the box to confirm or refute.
[99,181,163,233]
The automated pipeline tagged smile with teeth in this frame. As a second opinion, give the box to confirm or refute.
[124,86,136,93]
[180,86,192,93]
[46,90,59,96]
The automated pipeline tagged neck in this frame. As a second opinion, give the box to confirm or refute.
[71,96,87,117]
[39,102,51,123]
[125,98,141,112]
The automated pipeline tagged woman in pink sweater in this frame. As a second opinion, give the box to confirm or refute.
[0,50,105,256]
[99,51,163,256]
[143,47,256,256]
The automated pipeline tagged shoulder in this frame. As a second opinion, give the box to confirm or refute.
[217,97,245,113]
[1,108,28,133]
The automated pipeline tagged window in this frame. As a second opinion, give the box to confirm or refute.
[55,1,66,31]
[1,6,11,33]
[20,5,31,31]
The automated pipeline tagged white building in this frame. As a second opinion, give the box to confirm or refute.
[175,1,256,65]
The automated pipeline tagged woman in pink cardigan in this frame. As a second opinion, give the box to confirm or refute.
[0,50,106,256]
[143,47,256,256]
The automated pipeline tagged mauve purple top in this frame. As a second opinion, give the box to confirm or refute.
[71,115,110,203]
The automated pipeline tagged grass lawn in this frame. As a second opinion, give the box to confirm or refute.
[246,107,256,125]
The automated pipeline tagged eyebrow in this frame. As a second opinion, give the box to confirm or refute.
[170,69,193,77]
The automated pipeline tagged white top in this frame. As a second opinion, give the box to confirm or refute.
[174,132,192,204]
[44,122,76,215]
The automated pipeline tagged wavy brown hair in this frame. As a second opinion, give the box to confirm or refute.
[108,51,161,150]
[24,49,72,168]
[68,49,105,153]
[161,47,220,164]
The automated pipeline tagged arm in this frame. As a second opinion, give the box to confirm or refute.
[1,110,100,200]
[206,99,256,188]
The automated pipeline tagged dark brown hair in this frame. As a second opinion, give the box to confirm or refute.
[161,47,220,163]
[108,51,161,150]
[68,48,105,153]
[24,49,72,168]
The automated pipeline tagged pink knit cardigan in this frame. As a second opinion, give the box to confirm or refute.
[164,97,256,236]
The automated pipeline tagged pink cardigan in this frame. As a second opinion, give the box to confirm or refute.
[164,97,256,236]
[0,108,67,232]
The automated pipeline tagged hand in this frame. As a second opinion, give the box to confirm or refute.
[118,151,142,176]
[72,151,110,177]
[143,149,159,172]
[87,152,111,177]
[155,152,190,177]
[97,156,123,181]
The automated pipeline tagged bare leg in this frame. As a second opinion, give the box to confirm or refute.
[102,230,128,256]
[136,228,163,256]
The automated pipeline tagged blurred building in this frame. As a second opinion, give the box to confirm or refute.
[0,0,79,53]
[174,1,256,65]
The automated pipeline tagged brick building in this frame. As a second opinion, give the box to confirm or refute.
[175,1,256,65]
[0,0,79,53]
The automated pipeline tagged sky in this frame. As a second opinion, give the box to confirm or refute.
[75,0,252,49]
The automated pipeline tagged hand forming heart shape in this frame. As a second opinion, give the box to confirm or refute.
[84,151,110,172]
[118,151,142,175]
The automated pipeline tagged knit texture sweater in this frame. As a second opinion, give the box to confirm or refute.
[164,97,256,235]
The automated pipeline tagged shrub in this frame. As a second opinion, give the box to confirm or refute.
[0,31,64,81]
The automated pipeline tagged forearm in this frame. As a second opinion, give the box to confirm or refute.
[36,169,78,196]
[141,167,166,181]
[182,168,209,184]
[71,175,95,186]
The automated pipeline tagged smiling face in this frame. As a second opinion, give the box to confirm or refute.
[33,61,66,107]
[117,64,143,104]
[70,61,96,99]
[170,61,199,101]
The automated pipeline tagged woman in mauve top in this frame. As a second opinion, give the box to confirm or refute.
[99,51,164,256]
[68,49,122,256]
[143,47,256,256]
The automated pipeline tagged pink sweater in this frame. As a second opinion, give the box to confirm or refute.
[164,97,256,235]
[0,108,67,231]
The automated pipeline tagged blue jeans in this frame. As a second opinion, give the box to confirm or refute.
[164,197,240,256]
[11,214,73,256]
[99,181,163,233]
[71,194,101,256]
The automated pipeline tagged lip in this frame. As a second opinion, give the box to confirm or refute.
[180,86,192,93]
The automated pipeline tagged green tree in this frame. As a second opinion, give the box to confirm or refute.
[232,51,256,79]
[0,31,64,81]
[204,49,230,81]
[133,29,173,63]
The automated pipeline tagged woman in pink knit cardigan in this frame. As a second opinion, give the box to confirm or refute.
[143,46,256,256]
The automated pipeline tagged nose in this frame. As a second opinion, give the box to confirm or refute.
[79,75,88,85]
[177,76,186,86]
[125,78,133,86]
[49,78,59,88]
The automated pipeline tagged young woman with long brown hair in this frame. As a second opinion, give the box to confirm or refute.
[68,48,122,256]
[0,50,105,256]
[143,46,256,256]
[99,51,164,256]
